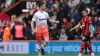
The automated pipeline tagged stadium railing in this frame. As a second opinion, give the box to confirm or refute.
[0,1,20,15]
[10,40,100,42]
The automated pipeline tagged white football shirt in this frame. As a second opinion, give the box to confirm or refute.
[32,11,50,27]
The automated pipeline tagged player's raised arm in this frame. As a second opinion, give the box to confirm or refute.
[70,23,81,32]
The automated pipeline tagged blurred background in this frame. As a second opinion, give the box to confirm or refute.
[0,0,100,41]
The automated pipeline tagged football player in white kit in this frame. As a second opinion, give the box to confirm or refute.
[31,2,59,56]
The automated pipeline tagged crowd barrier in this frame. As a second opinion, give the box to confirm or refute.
[0,40,100,54]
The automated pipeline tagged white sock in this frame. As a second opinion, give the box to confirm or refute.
[37,44,41,56]
[38,51,41,56]
[42,42,47,49]
[42,44,44,49]
[91,53,95,56]
[78,53,82,56]
[37,44,41,50]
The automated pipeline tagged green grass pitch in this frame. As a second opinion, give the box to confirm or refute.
[0,54,99,56]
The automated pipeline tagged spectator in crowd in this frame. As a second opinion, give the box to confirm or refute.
[89,7,97,19]
[59,17,69,40]
[5,0,12,8]
[48,5,60,40]
[70,18,77,27]
[96,0,100,16]
[62,17,69,29]
[12,21,26,40]
[23,22,33,40]
[3,23,11,42]
[59,29,68,40]
[49,16,60,40]
[96,27,100,40]
[58,5,65,18]
[52,0,60,9]
[0,0,17,13]
[92,16,100,33]
[62,0,70,18]
[22,14,35,40]
[10,14,17,29]
[68,0,76,17]
[48,0,54,9]
[73,0,80,6]
[57,5,65,23]
[49,19,60,40]
[0,26,3,41]
[84,0,90,4]
[68,0,76,9]
[87,0,97,9]
[49,6,56,17]
[92,16,100,38]
[22,13,31,28]
[66,18,76,40]
[73,9,81,23]
[75,0,86,13]
[0,0,6,12]
[50,11,58,27]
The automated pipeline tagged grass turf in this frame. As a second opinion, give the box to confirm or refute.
[0,54,99,56]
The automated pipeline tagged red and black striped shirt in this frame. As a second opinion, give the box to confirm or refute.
[80,16,92,36]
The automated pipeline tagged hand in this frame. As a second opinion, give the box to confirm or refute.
[32,29,35,34]
[56,21,59,23]
[69,28,73,32]
[50,26,55,29]
[90,33,93,38]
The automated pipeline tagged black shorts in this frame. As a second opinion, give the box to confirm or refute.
[82,35,91,43]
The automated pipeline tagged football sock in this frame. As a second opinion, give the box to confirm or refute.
[42,42,48,49]
[87,44,93,53]
[80,44,85,54]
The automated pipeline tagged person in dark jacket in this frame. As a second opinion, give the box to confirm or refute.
[12,21,26,40]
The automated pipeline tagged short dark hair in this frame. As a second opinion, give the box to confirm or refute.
[82,9,88,13]
[38,2,45,7]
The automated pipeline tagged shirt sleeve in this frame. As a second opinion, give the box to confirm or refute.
[79,19,82,25]
[32,14,36,21]
[88,17,92,24]
[46,12,50,19]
